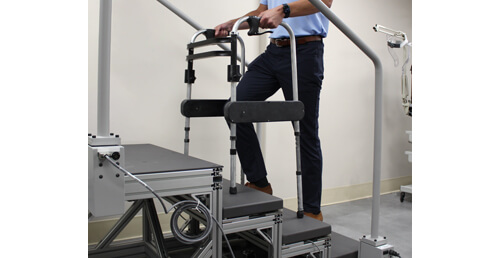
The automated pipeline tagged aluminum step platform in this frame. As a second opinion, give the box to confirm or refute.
[123,144,222,174]
[281,208,331,245]
[90,144,224,258]
[121,144,223,201]
[222,179,283,219]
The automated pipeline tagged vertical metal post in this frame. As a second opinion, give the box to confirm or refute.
[237,35,247,185]
[308,0,384,241]
[281,22,304,218]
[184,47,195,155]
[228,32,240,194]
[229,88,237,193]
[274,213,283,257]
[211,173,223,257]
[183,99,191,155]
[97,0,112,137]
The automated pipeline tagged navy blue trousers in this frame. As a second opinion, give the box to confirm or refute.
[236,41,324,214]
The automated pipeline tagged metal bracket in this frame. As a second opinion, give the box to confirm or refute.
[360,235,388,247]
[88,145,125,217]
[88,134,121,146]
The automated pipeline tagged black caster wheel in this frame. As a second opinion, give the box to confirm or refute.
[400,192,405,202]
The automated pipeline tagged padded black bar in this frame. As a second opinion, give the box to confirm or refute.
[187,37,232,49]
[186,51,231,60]
[224,101,305,123]
[181,99,228,117]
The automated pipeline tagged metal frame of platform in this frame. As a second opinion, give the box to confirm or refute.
[89,144,339,257]
[220,180,332,258]
[235,218,332,258]
[282,236,331,258]
[221,178,283,257]
[167,185,335,258]
[281,208,332,258]
[89,144,223,258]
[225,211,283,257]
[240,208,332,258]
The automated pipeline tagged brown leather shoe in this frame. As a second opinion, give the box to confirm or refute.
[244,182,273,195]
[304,211,323,221]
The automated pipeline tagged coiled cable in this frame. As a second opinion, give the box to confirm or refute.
[169,199,212,245]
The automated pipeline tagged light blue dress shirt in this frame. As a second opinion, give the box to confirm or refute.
[260,0,329,38]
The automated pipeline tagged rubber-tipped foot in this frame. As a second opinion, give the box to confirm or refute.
[297,210,304,218]
[229,187,237,194]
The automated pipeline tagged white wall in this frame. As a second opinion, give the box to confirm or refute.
[89,0,412,202]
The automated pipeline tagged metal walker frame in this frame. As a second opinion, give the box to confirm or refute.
[182,16,306,218]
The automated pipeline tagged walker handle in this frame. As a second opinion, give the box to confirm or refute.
[203,29,216,39]
[247,16,272,36]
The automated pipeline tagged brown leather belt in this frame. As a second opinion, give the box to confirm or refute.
[270,35,322,47]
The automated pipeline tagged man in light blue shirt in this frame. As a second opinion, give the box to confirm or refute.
[215,0,332,222]
[259,0,329,38]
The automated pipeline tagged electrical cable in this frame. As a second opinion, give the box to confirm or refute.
[103,155,235,258]
[210,214,235,258]
[388,249,401,257]
[169,199,212,245]
[305,240,322,256]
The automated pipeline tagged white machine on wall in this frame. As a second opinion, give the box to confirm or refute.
[374,24,412,117]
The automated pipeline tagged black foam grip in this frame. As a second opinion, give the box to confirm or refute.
[181,99,227,117]
[204,29,216,39]
[246,16,272,36]
[247,16,261,36]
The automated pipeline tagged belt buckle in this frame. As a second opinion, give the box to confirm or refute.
[275,38,286,47]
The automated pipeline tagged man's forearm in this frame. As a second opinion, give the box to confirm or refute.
[287,0,332,17]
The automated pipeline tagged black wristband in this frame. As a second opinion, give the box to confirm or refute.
[282,3,290,18]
